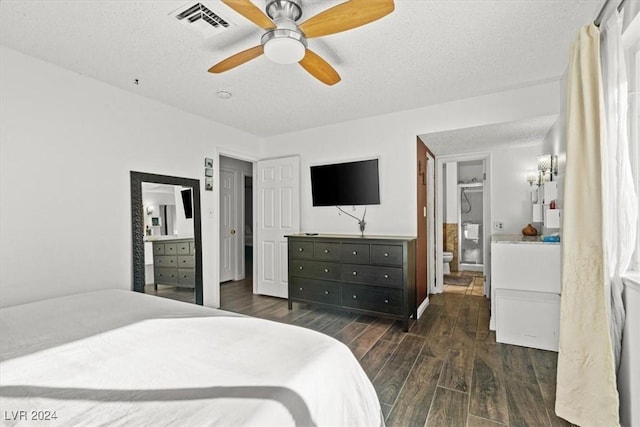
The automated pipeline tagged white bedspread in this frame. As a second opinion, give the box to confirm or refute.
[0,290,382,426]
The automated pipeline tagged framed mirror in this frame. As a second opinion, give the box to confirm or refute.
[130,171,203,305]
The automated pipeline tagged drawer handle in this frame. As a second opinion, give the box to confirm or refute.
[384,299,389,304]
[384,252,389,257]
[298,248,304,252]
[182,260,186,263]
[324,268,329,273]
[182,275,188,278]
[324,249,329,254]
[299,266,303,270]
[352,271,358,276]
[324,291,329,295]
[384,274,389,279]
[352,295,357,299]
[352,250,358,255]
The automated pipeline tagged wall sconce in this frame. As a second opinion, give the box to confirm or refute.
[146,205,154,215]
[538,154,558,179]
[527,170,541,186]
[538,154,551,173]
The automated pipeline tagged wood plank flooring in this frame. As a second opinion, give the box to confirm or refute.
[148,269,571,427]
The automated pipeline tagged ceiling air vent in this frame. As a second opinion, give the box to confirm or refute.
[170,2,234,38]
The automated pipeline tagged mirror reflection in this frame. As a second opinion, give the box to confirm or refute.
[142,182,195,304]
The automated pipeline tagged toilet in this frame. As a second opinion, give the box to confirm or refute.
[443,251,453,274]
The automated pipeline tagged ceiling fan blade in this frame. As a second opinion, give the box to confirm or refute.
[299,0,394,39]
[221,0,276,30]
[299,49,341,86]
[208,45,264,73]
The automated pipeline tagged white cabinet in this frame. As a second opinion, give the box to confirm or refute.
[490,237,561,351]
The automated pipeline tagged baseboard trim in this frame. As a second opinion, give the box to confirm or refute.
[417,298,429,319]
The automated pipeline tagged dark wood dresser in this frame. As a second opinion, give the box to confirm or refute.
[285,234,416,331]
[152,238,195,290]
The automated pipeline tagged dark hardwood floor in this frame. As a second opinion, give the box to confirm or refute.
[219,270,570,427]
[144,260,569,427]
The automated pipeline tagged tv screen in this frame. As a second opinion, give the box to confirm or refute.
[310,159,380,206]
[181,189,193,219]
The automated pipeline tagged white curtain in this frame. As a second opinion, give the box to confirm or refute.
[555,24,620,427]
[601,9,639,373]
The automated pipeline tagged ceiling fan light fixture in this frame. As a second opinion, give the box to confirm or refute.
[261,29,307,65]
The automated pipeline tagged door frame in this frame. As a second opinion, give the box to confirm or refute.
[434,152,491,296]
[216,150,258,296]
[130,171,203,305]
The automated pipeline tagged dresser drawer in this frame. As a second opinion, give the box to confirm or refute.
[340,244,370,264]
[314,242,341,261]
[153,244,165,255]
[177,256,195,269]
[163,244,178,255]
[342,284,402,315]
[371,245,403,266]
[341,264,403,288]
[290,277,341,305]
[177,241,191,255]
[289,260,341,281]
[154,255,177,268]
[155,268,179,285]
[289,240,314,259]
[189,241,196,255]
[178,269,195,287]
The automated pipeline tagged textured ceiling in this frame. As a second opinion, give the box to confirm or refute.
[420,114,559,155]
[0,0,602,137]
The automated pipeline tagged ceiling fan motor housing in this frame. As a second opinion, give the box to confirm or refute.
[265,0,302,22]
[262,0,306,64]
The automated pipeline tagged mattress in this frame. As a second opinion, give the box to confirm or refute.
[0,290,382,426]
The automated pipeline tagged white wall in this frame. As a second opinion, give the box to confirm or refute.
[0,46,261,308]
[458,162,484,183]
[445,162,458,223]
[489,144,545,233]
[261,82,559,236]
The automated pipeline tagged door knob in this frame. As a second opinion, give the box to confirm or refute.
[230,229,236,235]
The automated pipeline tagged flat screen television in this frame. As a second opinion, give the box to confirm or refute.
[181,189,193,219]
[310,159,380,206]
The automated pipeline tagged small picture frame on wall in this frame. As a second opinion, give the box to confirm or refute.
[205,178,213,191]
[204,158,213,168]
[205,168,213,177]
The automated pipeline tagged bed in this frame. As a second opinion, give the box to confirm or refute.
[0,290,383,426]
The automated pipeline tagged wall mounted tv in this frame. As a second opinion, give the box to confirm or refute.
[310,159,380,207]
[180,189,193,219]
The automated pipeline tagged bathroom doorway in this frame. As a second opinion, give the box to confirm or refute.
[435,153,491,297]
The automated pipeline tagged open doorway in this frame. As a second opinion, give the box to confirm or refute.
[130,171,203,305]
[434,153,491,297]
[219,156,253,296]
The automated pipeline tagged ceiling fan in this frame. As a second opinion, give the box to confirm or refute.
[208,0,395,85]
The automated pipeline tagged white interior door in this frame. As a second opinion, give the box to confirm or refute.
[220,168,236,283]
[256,156,300,298]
